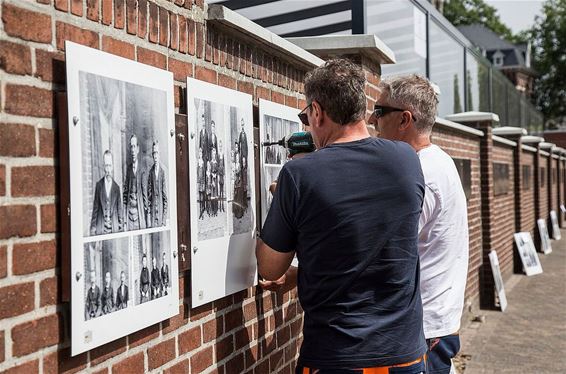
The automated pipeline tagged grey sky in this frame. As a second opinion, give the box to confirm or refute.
[485,0,545,33]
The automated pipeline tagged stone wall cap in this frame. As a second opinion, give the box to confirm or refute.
[435,117,484,137]
[207,4,325,68]
[540,150,550,156]
[286,34,396,64]
[492,135,517,147]
[521,135,545,143]
[539,142,556,150]
[521,144,538,152]
[492,126,528,136]
[552,154,560,159]
[444,111,500,123]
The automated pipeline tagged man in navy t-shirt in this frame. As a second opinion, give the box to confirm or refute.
[256,59,427,372]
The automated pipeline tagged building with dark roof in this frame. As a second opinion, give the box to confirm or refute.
[458,24,536,98]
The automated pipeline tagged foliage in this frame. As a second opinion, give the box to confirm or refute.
[530,0,566,126]
[444,0,514,41]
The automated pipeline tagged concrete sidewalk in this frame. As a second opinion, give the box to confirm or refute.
[455,229,566,373]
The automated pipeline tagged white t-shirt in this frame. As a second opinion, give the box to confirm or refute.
[417,144,469,339]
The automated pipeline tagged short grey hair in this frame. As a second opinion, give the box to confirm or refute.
[378,74,438,134]
[304,58,366,125]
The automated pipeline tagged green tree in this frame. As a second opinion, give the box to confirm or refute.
[530,0,566,127]
[453,74,463,113]
[444,0,515,41]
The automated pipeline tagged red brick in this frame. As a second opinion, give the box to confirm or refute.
[195,66,217,84]
[112,351,144,374]
[188,19,196,55]
[226,353,245,374]
[2,4,52,43]
[102,0,112,25]
[148,2,158,43]
[178,326,201,354]
[272,91,284,105]
[40,276,59,306]
[169,58,192,82]
[238,81,253,96]
[137,47,166,69]
[5,84,53,118]
[235,325,253,350]
[0,205,37,239]
[86,0,99,21]
[218,74,237,90]
[102,36,135,60]
[12,314,62,356]
[170,12,178,50]
[90,337,127,366]
[128,323,160,348]
[39,128,56,158]
[138,0,148,38]
[0,283,34,319]
[244,344,259,369]
[257,86,270,101]
[0,330,3,363]
[162,304,186,335]
[189,301,213,321]
[285,95,298,109]
[225,309,244,333]
[270,348,285,372]
[0,123,36,157]
[56,21,99,50]
[13,240,57,275]
[0,41,32,76]
[70,0,82,15]
[12,165,56,197]
[216,335,234,361]
[55,0,69,12]
[179,16,188,54]
[148,337,175,370]
[255,358,270,374]
[0,165,4,196]
[174,84,182,108]
[159,6,169,47]
[0,246,6,278]
[205,27,212,62]
[191,346,213,374]
[114,0,124,29]
[164,359,189,374]
[40,204,58,233]
[203,316,223,343]
[125,0,137,34]
[2,359,39,374]
[35,49,66,83]
[43,347,87,374]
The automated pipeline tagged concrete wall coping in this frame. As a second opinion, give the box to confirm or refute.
[539,142,556,150]
[521,144,538,153]
[521,135,545,143]
[286,34,396,64]
[493,135,517,147]
[207,5,325,68]
[492,126,528,136]
[552,154,560,159]
[444,111,500,123]
[540,150,550,157]
[435,117,484,137]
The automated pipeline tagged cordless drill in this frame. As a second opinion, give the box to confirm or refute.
[262,131,316,157]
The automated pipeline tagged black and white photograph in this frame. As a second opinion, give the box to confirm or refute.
[549,210,561,240]
[187,78,256,308]
[67,42,179,355]
[537,218,553,254]
[83,238,130,320]
[132,232,171,305]
[513,232,543,276]
[259,99,301,225]
[488,250,508,311]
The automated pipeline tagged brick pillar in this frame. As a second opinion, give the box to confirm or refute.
[445,112,498,309]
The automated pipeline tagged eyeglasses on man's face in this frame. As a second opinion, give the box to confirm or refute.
[373,105,417,122]
[298,103,312,126]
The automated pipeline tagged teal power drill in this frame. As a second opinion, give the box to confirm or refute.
[262,131,316,157]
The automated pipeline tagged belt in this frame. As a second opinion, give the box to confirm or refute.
[301,355,426,374]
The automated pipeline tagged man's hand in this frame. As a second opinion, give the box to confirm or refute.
[259,273,286,291]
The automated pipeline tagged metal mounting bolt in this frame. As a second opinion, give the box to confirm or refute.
[72,116,79,126]
[76,272,82,282]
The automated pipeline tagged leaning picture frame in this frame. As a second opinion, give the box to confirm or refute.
[513,232,543,276]
[66,42,179,355]
[537,218,552,254]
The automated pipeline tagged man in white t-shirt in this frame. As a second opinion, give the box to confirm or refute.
[369,74,469,374]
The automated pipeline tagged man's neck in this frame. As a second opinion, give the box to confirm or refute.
[406,134,432,153]
[325,120,370,146]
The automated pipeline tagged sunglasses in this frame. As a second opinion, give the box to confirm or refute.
[298,103,312,126]
[373,105,417,122]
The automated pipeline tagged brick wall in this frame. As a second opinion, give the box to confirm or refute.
[520,150,537,236]
[538,153,550,222]
[549,157,558,218]
[491,143,515,276]
[0,0,310,372]
[431,127,482,302]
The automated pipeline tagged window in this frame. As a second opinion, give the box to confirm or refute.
[493,163,510,196]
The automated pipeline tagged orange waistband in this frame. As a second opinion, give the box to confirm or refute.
[302,355,425,374]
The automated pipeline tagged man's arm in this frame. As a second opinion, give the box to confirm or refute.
[256,239,295,281]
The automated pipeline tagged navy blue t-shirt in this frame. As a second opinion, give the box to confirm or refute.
[261,137,426,369]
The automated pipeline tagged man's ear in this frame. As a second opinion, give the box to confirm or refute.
[399,111,413,131]
[311,101,324,127]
